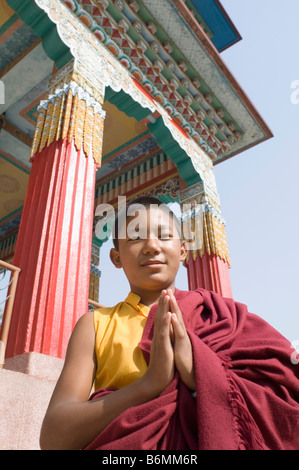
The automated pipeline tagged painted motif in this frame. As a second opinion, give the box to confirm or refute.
[31,62,106,165]
[31,0,229,197]
[180,182,230,265]
[62,0,243,159]
[31,0,230,263]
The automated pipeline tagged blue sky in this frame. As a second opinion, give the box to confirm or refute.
[98,0,299,343]
[212,0,299,342]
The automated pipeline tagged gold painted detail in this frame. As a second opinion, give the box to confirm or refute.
[182,205,230,266]
[180,185,230,265]
[31,72,106,165]
[89,244,101,302]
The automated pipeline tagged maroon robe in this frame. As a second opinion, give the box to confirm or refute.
[85,288,299,450]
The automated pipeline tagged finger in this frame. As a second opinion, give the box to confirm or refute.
[167,290,179,313]
[169,319,174,344]
[168,292,185,328]
[154,311,173,352]
[155,290,168,320]
[154,294,171,339]
[171,313,186,340]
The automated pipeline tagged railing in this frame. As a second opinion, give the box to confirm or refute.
[88,299,105,311]
[0,260,21,368]
[0,259,103,367]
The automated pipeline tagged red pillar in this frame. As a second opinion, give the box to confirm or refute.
[180,183,233,298]
[185,252,232,298]
[3,64,105,359]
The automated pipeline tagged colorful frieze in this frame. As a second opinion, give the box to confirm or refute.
[20,0,231,265]
[89,243,101,302]
[31,60,106,165]
[179,182,230,265]
[61,0,243,161]
[25,0,224,200]
[95,149,179,205]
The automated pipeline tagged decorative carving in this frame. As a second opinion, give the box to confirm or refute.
[142,176,180,201]
[31,60,106,165]
[33,0,221,197]
[59,0,243,160]
[179,183,230,265]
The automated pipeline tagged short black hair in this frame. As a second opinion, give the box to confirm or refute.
[112,195,181,250]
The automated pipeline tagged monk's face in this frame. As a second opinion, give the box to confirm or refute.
[110,206,186,295]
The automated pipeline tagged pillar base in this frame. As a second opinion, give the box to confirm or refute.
[4,352,64,381]
[0,353,64,450]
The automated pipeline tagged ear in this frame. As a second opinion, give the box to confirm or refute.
[180,240,187,263]
[110,247,123,269]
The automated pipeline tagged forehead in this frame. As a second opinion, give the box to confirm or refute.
[114,203,181,244]
[126,205,175,226]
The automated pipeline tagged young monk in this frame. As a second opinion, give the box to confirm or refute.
[40,196,299,450]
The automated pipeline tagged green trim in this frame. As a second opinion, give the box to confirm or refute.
[105,89,202,187]
[0,153,30,174]
[148,117,202,187]
[96,149,168,198]
[7,0,202,188]
[7,0,72,69]
[0,12,19,35]
[25,103,38,124]
[92,235,104,249]
[105,86,150,121]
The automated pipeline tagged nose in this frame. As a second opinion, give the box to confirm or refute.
[142,236,161,254]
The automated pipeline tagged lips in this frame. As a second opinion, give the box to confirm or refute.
[141,259,165,266]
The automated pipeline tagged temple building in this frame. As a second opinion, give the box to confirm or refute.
[0,0,272,449]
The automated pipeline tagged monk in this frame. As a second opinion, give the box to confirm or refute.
[40,196,299,450]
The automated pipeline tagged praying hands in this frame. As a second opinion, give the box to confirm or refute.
[142,289,195,396]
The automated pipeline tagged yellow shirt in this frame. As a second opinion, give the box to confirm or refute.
[93,292,150,390]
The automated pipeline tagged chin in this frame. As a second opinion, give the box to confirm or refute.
[145,277,174,290]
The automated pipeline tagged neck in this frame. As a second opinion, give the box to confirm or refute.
[131,283,176,308]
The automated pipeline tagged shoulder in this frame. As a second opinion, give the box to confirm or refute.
[67,310,95,355]
[93,303,122,322]
[73,310,95,332]
[59,311,97,384]
[93,302,125,334]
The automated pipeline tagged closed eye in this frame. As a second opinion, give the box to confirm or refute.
[159,233,173,239]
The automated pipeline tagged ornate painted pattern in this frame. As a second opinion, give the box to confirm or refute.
[0,227,18,260]
[31,62,106,164]
[89,243,101,301]
[142,177,180,202]
[31,0,221,199]
[61,0,243,161]
[30,0,230,264]
[180,182,230,265]
[93,149,180,247]
[95,149,179,205]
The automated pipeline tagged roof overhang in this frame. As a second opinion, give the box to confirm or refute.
[185,0,242,52]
